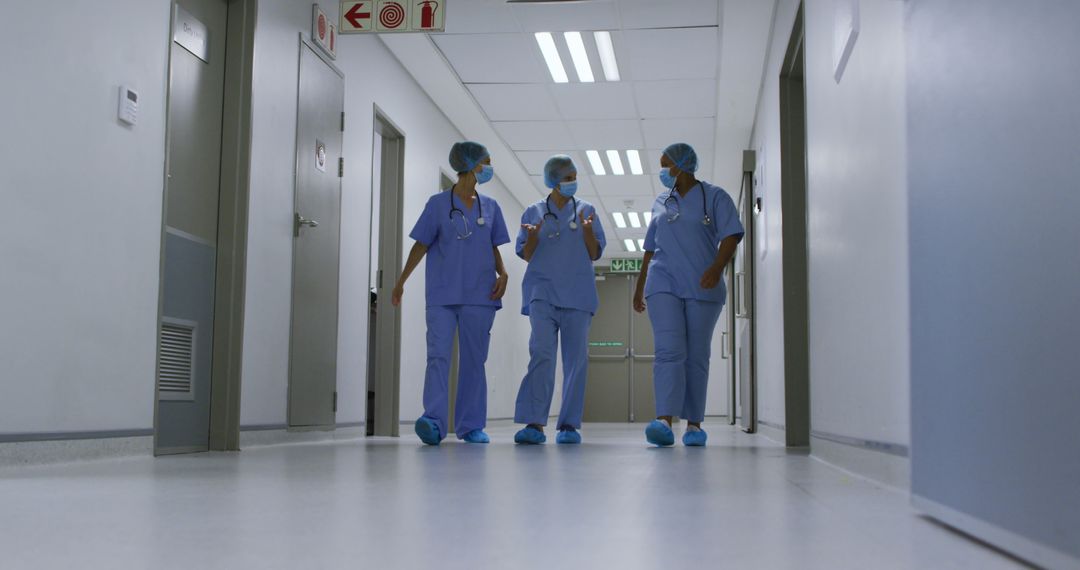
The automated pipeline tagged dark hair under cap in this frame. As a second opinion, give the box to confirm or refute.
[449,141,490,174]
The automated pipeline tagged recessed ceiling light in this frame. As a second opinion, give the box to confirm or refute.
[563,32,595,83]
[643,211,653,225]
[626,150,643,175]
[612,212,627,229]
[637,238,645,250]
[594,31,620,82]
[535,32,568,83]
[624,238,637,252]
[627,211,641,228]
[606,150,625,175]
[586,150,606,176]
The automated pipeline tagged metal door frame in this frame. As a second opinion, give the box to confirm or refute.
[367,108,405,437]
[153,0,256,456]
[286,36,345,431]
[778,3,811,447]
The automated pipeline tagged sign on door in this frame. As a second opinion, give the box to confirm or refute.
[340,0,445,33]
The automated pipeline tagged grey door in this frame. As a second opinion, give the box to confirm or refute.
[583,274,631,421]
[287,42,344,429]
[155,0,228,455]
[734,175,756,433]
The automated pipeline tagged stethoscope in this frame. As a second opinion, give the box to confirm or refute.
[449,185,485,226]
[543,194,579,231]
[662,181,711,226]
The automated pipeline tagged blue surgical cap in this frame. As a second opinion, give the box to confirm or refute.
[662,142,698,173]
[449,141,490,173]
[543,154,577,188]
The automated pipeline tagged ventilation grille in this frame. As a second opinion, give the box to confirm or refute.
[159,319,196,400]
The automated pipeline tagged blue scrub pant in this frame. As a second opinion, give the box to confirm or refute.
[514,300,592,429]
[646,293,723,423]
[423,304,497,439]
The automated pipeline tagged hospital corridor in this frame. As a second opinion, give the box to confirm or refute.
[1,1,1077,569]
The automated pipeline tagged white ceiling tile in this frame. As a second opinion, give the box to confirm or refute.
[641,118,715,152]
[621,28,719,81]
[517,151,587,176]
[433,34,548,83]
[468,84,560,121]
[633,79,717,119]
[493,121,575,150]
[550,83,638,120]
[616,0,719,30]
[443,0,521,34]
[590,175,657,197]
[510,2,619,32]
[567,120,645,149]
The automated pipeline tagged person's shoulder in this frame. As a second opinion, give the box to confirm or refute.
[702,180,735,202]
[576,198,597,211]
[426,191,449,207]
[478,192,504,210]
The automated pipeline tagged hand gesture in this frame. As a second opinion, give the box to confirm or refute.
[521,218,544,239]
[700,264,723,290]
[581,212,596,236]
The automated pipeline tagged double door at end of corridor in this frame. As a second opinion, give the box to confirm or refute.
[584,273,654,422]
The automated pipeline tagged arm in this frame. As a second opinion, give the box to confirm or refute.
[519,219,543,261]
[581,212,601,260]
[700,234,742,289]
[490,247,509,300]
[391,241,428,306]
[633,250,654,313]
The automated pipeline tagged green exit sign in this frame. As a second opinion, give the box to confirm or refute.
[609,258,643,273]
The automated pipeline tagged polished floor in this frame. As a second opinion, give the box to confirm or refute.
[0,423,1023,569]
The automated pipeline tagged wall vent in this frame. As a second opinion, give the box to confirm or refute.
[158,318,197,401]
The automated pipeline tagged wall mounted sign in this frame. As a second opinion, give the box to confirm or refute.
[174,4,210,63]
[312,4,338,59]
[340,0,445,33]
[609,258,643,273]
[589,341,624,347]
[316,140,327,172]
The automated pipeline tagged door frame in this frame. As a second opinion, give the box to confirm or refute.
[778,2,811,447]
[152,0,256,456]
[366,108,405,437]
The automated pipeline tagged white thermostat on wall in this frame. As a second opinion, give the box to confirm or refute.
[118,85,139,126]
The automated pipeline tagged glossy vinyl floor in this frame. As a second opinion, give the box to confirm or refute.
[0,423,1024,569]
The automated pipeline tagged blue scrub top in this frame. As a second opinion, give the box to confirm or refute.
[643,180,744,303]
[515,197,606,316]
[409,189,511,309]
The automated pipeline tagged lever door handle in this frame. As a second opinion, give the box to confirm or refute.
[294,213,319,236]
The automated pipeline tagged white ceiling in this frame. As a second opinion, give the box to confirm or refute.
[386,0,776,257]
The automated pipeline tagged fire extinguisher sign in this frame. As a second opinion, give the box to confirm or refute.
[339,0,444,33]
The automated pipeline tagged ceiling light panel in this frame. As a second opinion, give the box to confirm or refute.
[643,211,653,225]
[593,31,620,81]
[586,150,607,176]
[637,239,646,250]
[626,150,644,175]
[535,32,569,83]
[612,212,627,229]
[624,238,637,252]
[563,32,595,83]
[606,150,625,175]
[627,211,641,228]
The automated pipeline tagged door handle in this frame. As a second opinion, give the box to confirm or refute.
[294,213,319,236]
[630,349,655,361]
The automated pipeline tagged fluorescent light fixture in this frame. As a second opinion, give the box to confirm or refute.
[612,212,627,229]
[624,238,637,252]
[586,150,606,175]
[643,211,653,225]
[606,150,625,175]
[637,239,645,250]
[626,150,643,175]
[627,211,641,228]
[535,32,568,83]
[594,31,620,81]
[563,32,595,83]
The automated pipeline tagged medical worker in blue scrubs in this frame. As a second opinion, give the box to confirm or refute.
[392,141,511,445]
[513,155,606,445]
[633,143,744,447]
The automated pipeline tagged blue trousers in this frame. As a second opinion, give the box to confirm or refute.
[423,304,497,438]
[646,293,723,422]
[514,300,592,429]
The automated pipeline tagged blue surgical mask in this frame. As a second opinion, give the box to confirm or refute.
[476,164,494,184]
[659,167,677,189]
[557,181,578,197]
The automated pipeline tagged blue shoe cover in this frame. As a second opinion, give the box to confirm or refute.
[556,428,581,445]
[682,429,708,447]
[645,420,675,447]
[414,417,441,446]
[461,429,490,444]
[514,426,546,444]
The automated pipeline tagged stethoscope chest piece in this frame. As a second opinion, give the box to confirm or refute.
[568,220,578,230]
[477,217,486,226]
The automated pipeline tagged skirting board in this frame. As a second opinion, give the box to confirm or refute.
[913,494,1079,570]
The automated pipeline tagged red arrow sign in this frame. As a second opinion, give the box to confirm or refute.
[345,2,371,28]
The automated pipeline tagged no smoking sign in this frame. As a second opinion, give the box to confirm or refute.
[340,0,444,33]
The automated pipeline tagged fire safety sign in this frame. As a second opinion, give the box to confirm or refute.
[339,0,444,33]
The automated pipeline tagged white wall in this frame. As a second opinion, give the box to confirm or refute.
[751,0,910,461]
[240,2,531,428]
[0,0,171,434]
